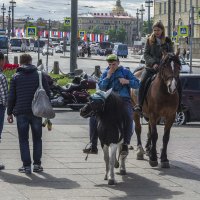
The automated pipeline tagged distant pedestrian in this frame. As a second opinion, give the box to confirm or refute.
[0,52,8,170]
[7,54,50,174]
[183,49,186,60]
[186,48,190,60]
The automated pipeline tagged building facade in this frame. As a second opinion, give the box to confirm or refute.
[154,0,200,58]
[78,0,138,46]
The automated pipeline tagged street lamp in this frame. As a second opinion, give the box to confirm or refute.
[136,9,139,40]
[139,4,145,38]
[9,0,16,37]
[8,6,11,39]
[1,4,6,30]
[145,0,153,34]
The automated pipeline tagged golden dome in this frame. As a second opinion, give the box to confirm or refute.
[112,0,125,15]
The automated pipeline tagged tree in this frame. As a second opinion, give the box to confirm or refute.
[142,18,154,36]
[91,25,101,34]
[106,26,126,43]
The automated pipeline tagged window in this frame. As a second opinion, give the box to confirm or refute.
[184,78,200,90]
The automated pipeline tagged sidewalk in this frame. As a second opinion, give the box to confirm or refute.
[0,123,200,200]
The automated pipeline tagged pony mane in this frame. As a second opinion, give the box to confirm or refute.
[97,92,129,146]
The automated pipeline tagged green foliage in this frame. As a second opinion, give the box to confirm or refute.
[3,69,16,84]
[107,27,126,43]
[91,25,102,34]
[143,18,154,36]
[59,23,71,32]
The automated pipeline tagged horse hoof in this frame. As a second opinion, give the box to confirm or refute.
[161,161,170,168]
[108,179,115,185]
[149,160,158,167]
[120,169,126,175]
[136,153,144,160]
[114,161,119,168]
[104,175,108,180]
[145,150,150,156]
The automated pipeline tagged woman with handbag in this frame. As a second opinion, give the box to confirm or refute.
[7,54,51,174]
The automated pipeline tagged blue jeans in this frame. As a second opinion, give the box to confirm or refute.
[89,98,134,147]
[0,105,6,139]
[16,114,42,167]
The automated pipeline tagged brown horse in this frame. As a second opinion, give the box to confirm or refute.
[131,51,181,168]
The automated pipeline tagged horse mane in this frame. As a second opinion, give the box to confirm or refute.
[97,92,129,146]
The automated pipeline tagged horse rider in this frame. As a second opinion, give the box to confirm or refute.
[83,54,140,155]
[134,21,183,114]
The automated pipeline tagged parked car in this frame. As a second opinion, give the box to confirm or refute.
[138,55,190,73]
[55,45,63,53]
[175,74,200,125]
[42,46,54,56]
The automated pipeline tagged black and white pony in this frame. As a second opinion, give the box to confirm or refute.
[80,89,130,185]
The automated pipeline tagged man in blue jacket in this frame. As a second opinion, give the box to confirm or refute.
[7,54,50,174]
[83,54,140,155]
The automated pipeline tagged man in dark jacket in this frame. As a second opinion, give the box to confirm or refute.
[7,54,50,174]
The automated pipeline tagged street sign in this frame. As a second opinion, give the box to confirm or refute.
[178,26,189,37]
[79,30,85,38]
[26,26,37,37]
[64,17,71,26]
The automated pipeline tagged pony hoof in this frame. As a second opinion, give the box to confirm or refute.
[114,161,119,168]
[161,161,170,168]
[108,179,115,185]
[149,160,158,167]
[145,150,150,156]
[120,169,126,175]
[104,175,108,180]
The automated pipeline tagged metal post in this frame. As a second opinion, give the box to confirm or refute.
[148,5,150,34]
[136,9,139,39]
[139,4,145,38]
[145,1,153,34]
[168,0,171,37]
[9,0,16,37]
[173,0,176,31]
[1,4,6,30]
[189,6,194,73]
[37,37,40,62]
[46,19,50,72]
[8,7,11,40]
[70,0,78,72]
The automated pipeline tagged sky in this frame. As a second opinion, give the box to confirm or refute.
[2,0,154,21]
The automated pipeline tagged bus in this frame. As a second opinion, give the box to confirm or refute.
[10,38,27,52]
[0,36,8,54]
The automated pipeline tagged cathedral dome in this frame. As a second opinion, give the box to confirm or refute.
[112,0,126,16]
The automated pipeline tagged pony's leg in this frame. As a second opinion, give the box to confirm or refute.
[108,143,118,185]
[103,145,109,180]
[119,144,127,175]
[133,113,145,160]
[149,120,158,167]
[160,118,174,168]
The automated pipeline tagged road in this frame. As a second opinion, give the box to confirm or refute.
[7,51,200,75]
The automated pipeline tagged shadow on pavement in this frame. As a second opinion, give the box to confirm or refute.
[0,171,80,189]
[95,172,183,200]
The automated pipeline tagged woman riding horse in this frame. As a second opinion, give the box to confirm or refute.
[134,21,182,113]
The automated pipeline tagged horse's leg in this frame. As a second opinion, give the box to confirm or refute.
[119,143,127,175]
[145,123,151,156]
[103,145,109,180]
[133,112,144,160]
[160,117,174,168]
[108,143,118,185]
[149,120,158,167]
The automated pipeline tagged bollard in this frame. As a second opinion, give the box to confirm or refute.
[14,56,18,64]
[37,59,43,67]
[94,65,101,78]
[53,61,60,74]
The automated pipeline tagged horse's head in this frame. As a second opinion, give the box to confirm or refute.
[80,89,112,118]
[159,50,181,94]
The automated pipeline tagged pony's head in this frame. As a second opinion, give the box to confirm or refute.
[159,50,181,94]
[80,89,112,118]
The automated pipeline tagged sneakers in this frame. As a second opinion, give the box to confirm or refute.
[18,166,32,174]
[0,164,5,170]
[33,165,43,173]
[83,145,98,154]
[134,104,142,113]
[121,144,129,156]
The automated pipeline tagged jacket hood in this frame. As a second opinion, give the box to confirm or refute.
[16,64,37,73]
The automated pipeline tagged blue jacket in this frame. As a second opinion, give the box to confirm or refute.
[7,64,50,116]
[98,66,140,99]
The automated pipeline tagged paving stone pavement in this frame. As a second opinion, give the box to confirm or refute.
[0,123,199,200]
